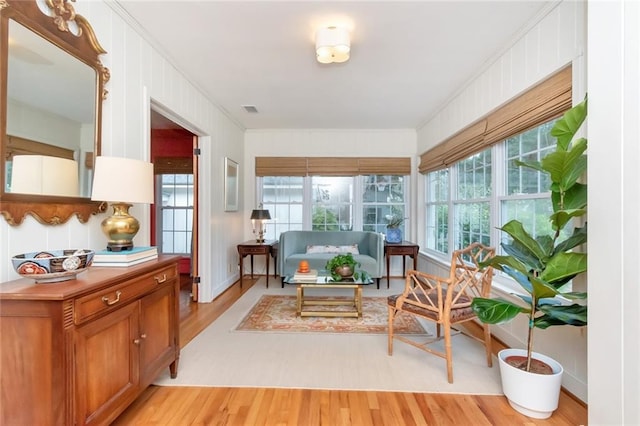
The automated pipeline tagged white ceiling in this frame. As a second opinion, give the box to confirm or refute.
[116,1,554,130]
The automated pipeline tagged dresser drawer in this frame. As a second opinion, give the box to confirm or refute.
[74,265,177,324]
[386,246,418,255]
[241,246,270,254]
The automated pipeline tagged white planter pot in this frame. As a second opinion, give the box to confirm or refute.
[498,348,564,419]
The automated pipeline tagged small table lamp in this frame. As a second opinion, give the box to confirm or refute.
[91,156,154,251]
[250,206,271,243]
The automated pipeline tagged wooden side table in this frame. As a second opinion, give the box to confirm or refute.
[237,240,277,289]
[384,241,419,288]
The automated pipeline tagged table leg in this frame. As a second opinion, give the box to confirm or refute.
[250,255,254,279]
[273,254,277,278]
[386,253,391,289]
[239,255,244,290]
[265,253,270,288]
[402,255,406,278]
[296,285,302,317]
[413,251,418,271]
[356,286,363,318]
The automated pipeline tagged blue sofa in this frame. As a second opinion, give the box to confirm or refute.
[278,230,384,288]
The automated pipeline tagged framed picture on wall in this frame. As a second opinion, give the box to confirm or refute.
[224,157,238,211]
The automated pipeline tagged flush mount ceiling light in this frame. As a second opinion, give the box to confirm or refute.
[315,26,350,64]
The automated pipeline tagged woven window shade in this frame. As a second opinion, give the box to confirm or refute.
[6,135,74,161]
[255,157,308,176]
[419,65,572,174]
[154,157,193,174]
[256,157,412,176]
[358,157,411,175]
[307,157,359,176]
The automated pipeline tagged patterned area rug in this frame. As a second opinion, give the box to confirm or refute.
[235,295,427,334]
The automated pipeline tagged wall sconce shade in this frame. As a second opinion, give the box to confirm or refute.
[91,156,154,251]
[11,155,79,197]
[315,26,350,64]
[250,207,271,243]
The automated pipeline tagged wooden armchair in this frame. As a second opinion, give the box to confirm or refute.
[387,243,495,383]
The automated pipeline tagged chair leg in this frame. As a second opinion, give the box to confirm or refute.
[388,306,395,355]
[483,323,493,367]
[436,323,441,338]
[444,324,453,384]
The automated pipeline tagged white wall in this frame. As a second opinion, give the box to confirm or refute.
[587,1,640,425]
[243,129,417,275]
[416,1,588,401]
[0,1,246,303]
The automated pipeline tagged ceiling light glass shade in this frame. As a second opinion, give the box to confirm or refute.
[315,26,350,64]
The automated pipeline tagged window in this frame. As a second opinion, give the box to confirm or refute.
[501,120,557,242]
[259,174,408,239]
[454,149,492,250]
[158,174,193,254]
[426,169,448,253]
[362,175,406,234]
[311,176,354,231]
[425,119,558,256]
[262,176,304,240]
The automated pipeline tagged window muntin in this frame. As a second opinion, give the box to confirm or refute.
[259,174,408,239]
[362,175,406,234]
[158,174,193,255]
[453,149,492,251]
[425,119,559,257]
[311,176,354,231]
[426,169,448,253]
[262,176,304,240]
[501,119,567,243]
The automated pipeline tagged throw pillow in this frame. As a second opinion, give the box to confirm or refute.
[306,245,340,254]
[339,244,359,254]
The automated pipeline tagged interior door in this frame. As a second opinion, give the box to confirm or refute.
[150,109,199,302]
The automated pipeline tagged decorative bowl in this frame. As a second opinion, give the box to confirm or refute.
[334,265,354,279]
[11,249,95,283]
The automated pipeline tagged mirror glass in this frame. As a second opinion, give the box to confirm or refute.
[5,19,96,198]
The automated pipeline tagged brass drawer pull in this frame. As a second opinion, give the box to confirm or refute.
[101,291,122,306]
[154,274,167,284]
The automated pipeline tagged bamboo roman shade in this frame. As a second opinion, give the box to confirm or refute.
[419,65,572,174]
[154,157,193,174]
[5,135,74,161]
[255,157,411,176]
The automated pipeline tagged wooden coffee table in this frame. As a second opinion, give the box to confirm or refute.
[283,274,374,318]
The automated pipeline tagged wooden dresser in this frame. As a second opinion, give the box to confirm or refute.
[0,255,181,425]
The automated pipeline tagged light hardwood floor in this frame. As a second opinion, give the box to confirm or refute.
[113,276,588,426]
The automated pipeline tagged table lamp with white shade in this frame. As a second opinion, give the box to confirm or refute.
[10,155,79,197]
[91,156,154,251]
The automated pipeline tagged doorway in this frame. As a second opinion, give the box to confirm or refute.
[150,108,199,303]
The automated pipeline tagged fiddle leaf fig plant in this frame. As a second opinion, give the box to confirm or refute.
[471,97,588,373]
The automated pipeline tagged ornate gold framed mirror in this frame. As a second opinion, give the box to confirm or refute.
[0,0,109,225]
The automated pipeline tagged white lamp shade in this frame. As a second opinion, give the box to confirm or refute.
[11,155,79,197]
[91,156,154,204]
[315,26,350,64]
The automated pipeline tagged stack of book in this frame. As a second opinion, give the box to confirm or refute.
[92,246,158,267]
[292,269,318,282]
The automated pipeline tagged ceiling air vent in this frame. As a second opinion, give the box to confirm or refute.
[242,105,258,113]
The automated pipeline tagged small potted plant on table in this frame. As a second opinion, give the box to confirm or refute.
[325,253,369,282]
